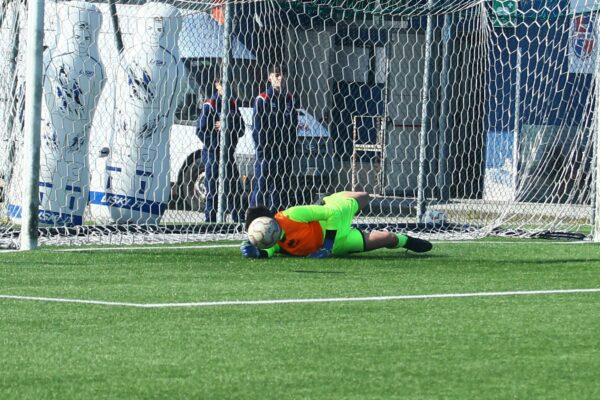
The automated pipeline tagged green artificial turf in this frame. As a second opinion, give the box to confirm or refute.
[1,240,599,399]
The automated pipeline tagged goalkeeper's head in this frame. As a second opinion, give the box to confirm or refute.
[245,206,276,230]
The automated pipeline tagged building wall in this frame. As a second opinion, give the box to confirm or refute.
[384,31,426,196]
[286,27,334,123]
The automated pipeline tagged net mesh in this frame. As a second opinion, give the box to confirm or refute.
[0,0,27,248]
[0,0,597,248]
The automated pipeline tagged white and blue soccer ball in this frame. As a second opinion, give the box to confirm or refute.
[247,217,281,249]
[420,209,448,226]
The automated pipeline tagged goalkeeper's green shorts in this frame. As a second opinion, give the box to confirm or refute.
[322,192,365,255]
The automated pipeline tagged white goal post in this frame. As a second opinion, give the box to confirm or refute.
[1,0,599,249]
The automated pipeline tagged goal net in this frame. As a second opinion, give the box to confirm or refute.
[0,0,598,248]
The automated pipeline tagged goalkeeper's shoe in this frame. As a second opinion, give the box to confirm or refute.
[398,235,433,253]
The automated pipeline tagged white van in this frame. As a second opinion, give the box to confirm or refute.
[169,106,333,211]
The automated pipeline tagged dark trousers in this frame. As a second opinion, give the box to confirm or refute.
[249,157,293,212]
[202,148,243,222]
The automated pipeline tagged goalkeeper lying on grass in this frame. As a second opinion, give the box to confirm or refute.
[240,191,432,259]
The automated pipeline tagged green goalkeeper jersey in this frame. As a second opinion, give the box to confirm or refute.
[264,191,361,257]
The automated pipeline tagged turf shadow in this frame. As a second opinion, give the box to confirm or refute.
[293,270,346,274]
[0,260,82,267]
[335,253,443,261]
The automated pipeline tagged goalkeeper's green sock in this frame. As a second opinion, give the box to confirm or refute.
[394,233,408,249]
[395,233,433,253]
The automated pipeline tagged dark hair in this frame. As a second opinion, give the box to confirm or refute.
[245,205,275,230]
[269,64,287,75]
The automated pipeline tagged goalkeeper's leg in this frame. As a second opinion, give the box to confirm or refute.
[324,193,431,253]
[363,231,432,253]
[333,229,432,255]
[340,191,371,211]
[323,191,371,213]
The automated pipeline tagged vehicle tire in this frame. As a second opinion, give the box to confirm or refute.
[176,155,206,211]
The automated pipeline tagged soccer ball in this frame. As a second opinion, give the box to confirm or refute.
[247,217,282,249]
[420,209,448,226]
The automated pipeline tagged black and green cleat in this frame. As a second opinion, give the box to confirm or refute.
[404,236,433,253]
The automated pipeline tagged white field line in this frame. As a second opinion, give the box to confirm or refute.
[44,240,597,253]
[51,244,241,252]
[0,244,240,253]
[1,288,599,309]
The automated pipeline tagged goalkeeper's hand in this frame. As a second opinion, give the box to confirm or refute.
[240,241,266,258]
[308,247,333,258]
[308,248,332,259]
[308,236,334,259]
